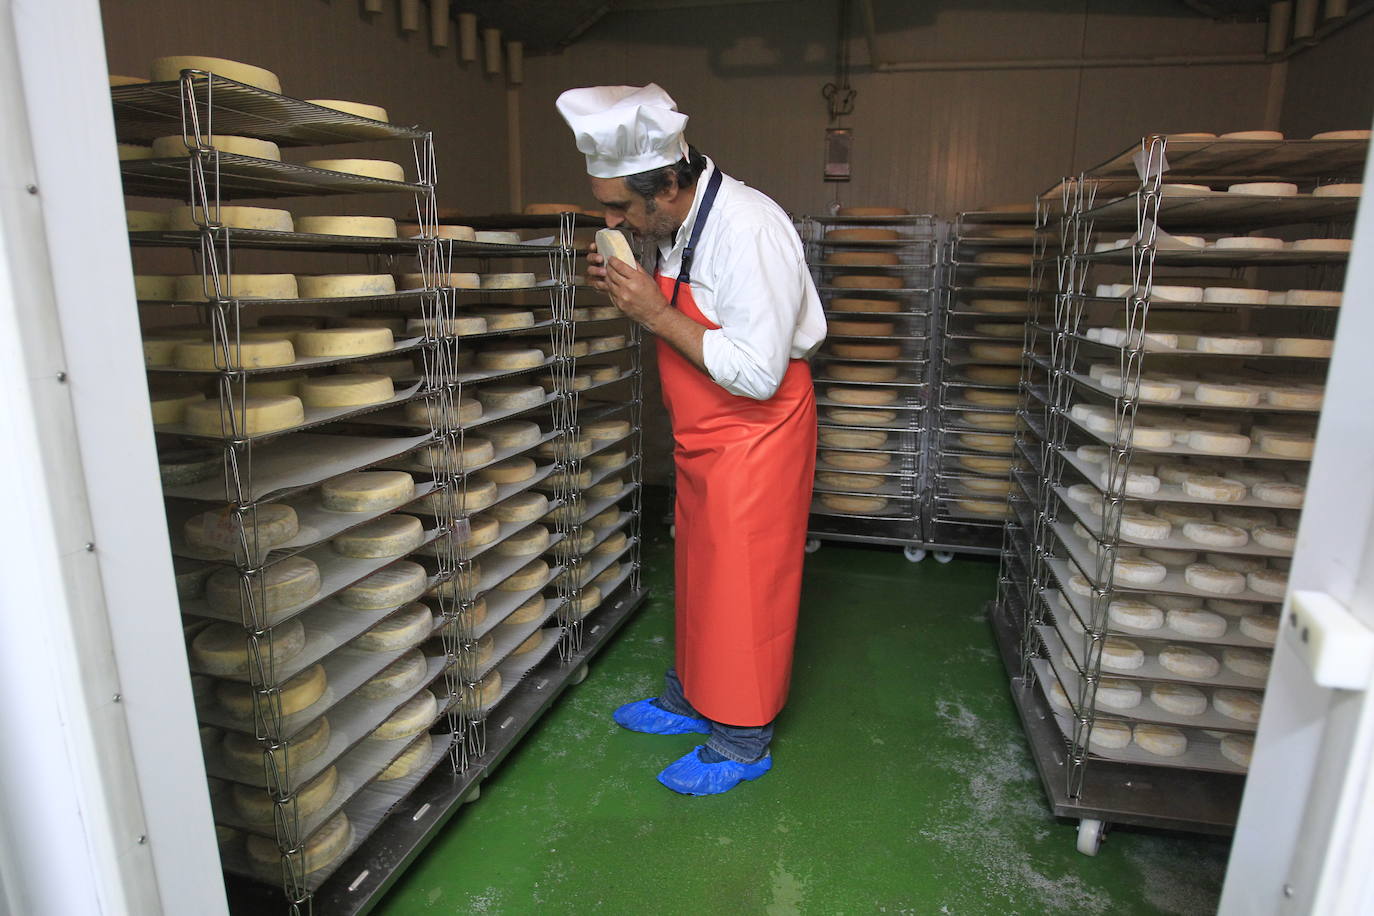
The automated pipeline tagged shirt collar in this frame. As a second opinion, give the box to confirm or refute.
[657,156,715,263]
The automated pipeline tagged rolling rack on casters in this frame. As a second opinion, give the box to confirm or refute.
[990,131,1365,855]
[115,71,646,915]
[798,212,940,564]
[929,207,1041,559]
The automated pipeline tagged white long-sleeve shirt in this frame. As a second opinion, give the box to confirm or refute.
[654,158,826,401]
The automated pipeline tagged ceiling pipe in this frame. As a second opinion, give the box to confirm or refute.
[458,13,478,62]
[483,27,502,75]
[1325,0,1350,18]
[1268,1,1294,52]
[430,0,450,48]
[399,0,420,32]
[1294,0,1319,36]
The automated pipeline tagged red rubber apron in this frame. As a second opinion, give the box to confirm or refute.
[655,169,817,727]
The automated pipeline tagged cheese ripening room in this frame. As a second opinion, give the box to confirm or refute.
[1,0,1371,912]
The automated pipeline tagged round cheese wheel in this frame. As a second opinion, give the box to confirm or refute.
[1151,683,1207,716]
[245,809,353,880]
[1290,238,1352,253]
[1220,734,1254,769]
[1167,607,1228,638]
[1281,289,1342,307]
[482,457,537,485]
[184,396,304,437]
[304,158,406,182]
[1187,431,1251,456]
[1266,386,1323,410]
[830,341,903,361]
[1143,548,1197,568]
[372,689,438,741]
[118,144,153,160]
[963,389,1019,409]
[491,492,549,524]
[174,338,295,371]
[352,602,434,652]
[1134,724,1188,757]
[499,559,550,592]
[968,342,1022,363]
[1108,598,1163,630]
[1155,503,1213,525]
[322,471,415,512]
[185,503,298,557]
[826,362,900,383]
[819,493,889,514]
[1227,181,1298,196]
[511,628,548,656]
[826,227,900,241]
[150,55,281,92]
[1311,181,1363,195]
[832,275,903,290]
[1247,569,1288,597]
[191,617,306,678]
[957,433,1012,454]
[1206,553,1267,574]
[298,373,394,408]
[1223,648,1271,680]
[829,297,902,314]
[826,251,901,267]
[1087,720,1132,750]
[1100,637,1145,671]
[1202,287,1268,305]
[1253,525,1296,552]
[1257,432,1314,459]
[1099,678,1143,714]
[378,732,433,782]
[828,318,897,337]
[306,98,388,122]
[1184,563,1246,595]
[819,428,888,449]
[1213,688,1263,723]
[1252,481,1304,507]
[205,556,321,619]
[151,134,281,161]
[967,298,1029,314]
[494,524,551,558]
[217,662,326,719]
[827,386,898,406]
[1120,512,1171,541]
[332,514,424,559]
[221,712,330,776]
[295,215,398,238]
[1181,475,1247,502]
[1215,236,1285,251]
[476,347,544,370]
[404,397,482,428]
[233,763,338,825]
[1159,645,1221,678]
[1182,522,1249,548]
[336,560,427,610]
[1238,613,1278,646]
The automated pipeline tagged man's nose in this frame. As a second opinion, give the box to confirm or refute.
[605,212,624,229]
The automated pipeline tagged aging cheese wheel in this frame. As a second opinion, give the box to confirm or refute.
[150,390,205,426]
[169,205,293,233]
[118,144,153,160]
[830,341,901,360]
[151,134,281,161]
[827,386,897,406]
[304,158,406,182]
[379,733,433,782]
[191,617,306,678]
[220,713,330,777]
[184,396,304,437]
[832,275,903,289]
[829,297,901,313]
[298,373,394,408]
[1184,563,1246,595]
[477,347,544,370]
[296,216,398,238]
[482,457,537,484]
[477,384,545,412]
[358,649,430,700]
[826,227,900,241]
[1159,644,1221,679]
[827,362,898,382]
[371,689,438,741]
[481,273,537,290]
[828,319,896,337]
[819,493,889,514]
[233,763,338,825]
[1223,648,1271,680]
[306,98,388,121]
[150,55,281,92]
[1134,724,1188,757]
[246,812,353,882]
[332,514,424,558]
[336,560,427,610]
[135,275,177,300]
[173,338,295,371]
[322,471,415,512]
[494,524,550,558]
[1214,688,1263,722]
[825,251,900,266]
[404,396,482,427]
[1227,181,1298,196]
[127,209,168,231]
[1087,720,1132,750]
[1151,683,1207,716]
[511,629,548,656]
[176,273,297,301]
[293,326,394,358]
[475,230,522,245]
[491,492,549,523]
[217,663,326,719]
[819,428,887,449]
[499,559,550,591]
[185,503,298,556]
[352,602,434,652]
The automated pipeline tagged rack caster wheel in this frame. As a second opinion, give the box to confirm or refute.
[804,538,822,554]
[670,524,676,540]
[569,664,589,686]
[934,551,955,565]
[1076,818,1106,856]
[903,546,927,563]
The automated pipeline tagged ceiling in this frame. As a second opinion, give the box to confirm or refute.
[464,0,1276,54]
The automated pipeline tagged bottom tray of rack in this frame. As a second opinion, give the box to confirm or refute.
[987,598,1242,837]
[224,582,649,916]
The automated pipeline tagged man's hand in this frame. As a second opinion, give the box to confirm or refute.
[604,254,669,327]
[586,242,610,293]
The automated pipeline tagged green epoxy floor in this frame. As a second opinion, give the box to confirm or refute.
[375,519,1231,914]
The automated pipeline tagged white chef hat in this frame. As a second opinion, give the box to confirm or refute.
[555,83,689,179]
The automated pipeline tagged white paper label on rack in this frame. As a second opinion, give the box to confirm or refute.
[1142,219,1204,251]
[1133,147,1170,182]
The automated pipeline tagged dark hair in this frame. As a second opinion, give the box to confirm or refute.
[624,145,707,201]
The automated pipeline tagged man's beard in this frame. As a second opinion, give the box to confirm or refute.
[635,197,678,244]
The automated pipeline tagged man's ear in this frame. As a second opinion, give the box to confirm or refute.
[658,170,681,207]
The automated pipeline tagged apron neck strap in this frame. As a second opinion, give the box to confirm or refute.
[670,166,724,309]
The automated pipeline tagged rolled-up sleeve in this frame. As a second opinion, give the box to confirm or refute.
[700,217,810,401]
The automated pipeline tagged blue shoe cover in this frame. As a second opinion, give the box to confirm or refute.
[657,746,773,795]
[613,698,711,735]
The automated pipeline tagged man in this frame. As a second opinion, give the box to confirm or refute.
[557,84,825,795]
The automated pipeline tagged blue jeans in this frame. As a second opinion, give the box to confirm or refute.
[657,668,773,764]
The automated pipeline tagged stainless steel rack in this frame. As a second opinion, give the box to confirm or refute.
[993,132,1363,855]
[119,70,647,915]
[928,208,1042,559]
[798,213,939,563]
